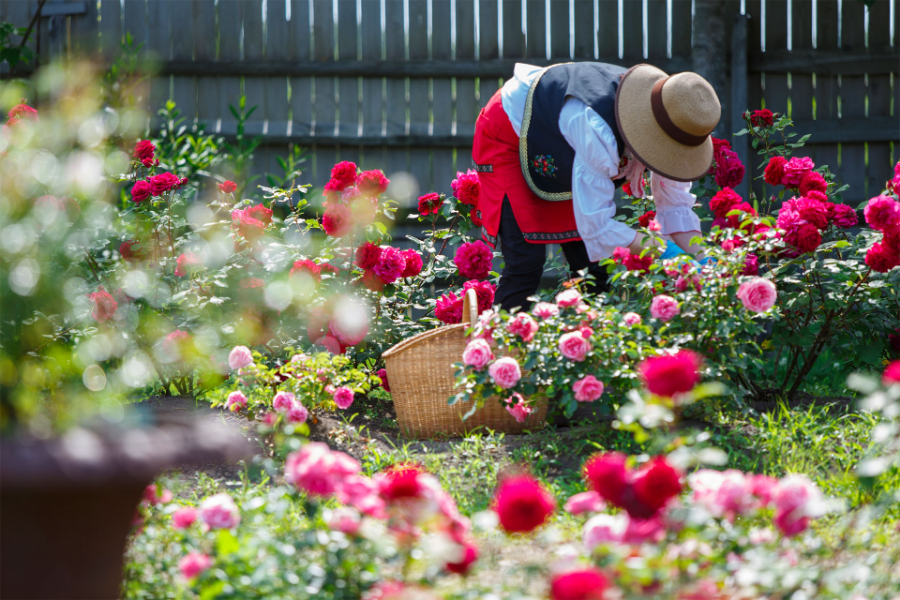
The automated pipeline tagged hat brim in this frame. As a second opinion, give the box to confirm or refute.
[615,64,714,183]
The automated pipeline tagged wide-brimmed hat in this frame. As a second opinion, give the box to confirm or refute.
[615,64,721,182]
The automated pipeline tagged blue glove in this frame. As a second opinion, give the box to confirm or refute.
[658,241,687,260]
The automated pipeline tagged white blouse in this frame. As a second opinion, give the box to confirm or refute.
[499,63,701,262]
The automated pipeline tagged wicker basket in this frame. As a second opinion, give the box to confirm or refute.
[382,288,548,439]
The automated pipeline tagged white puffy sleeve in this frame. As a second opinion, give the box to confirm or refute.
[650,173,702,235]
[558,98,636,262]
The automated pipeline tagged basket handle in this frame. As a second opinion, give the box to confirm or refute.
[463,287,479,326]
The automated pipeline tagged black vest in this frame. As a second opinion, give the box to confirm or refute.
[520,62,628,201]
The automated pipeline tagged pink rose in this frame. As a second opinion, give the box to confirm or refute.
[88,286,118,323]
[864,195,900,231]
[198,493,240,530]
[583,514,627,550]
[580,326,593,339]
[505,393,532,423]
[507,312,539,342]
[284,443,361,498]
[286,403,309,424]
[453,241,493,280]
[555,289,582,308]
[171,507,198,530]
[558,331,591,362]
[736,277,777,313]
[772,475,822,537]
[572,375,604,402]
[623,312,642,326]
[488,357,521,389]
[228,345,253,370]
[451,169,481,206]
[650,295,680,322]
[273,390,296,413]
[831,204,858,228]
[462,338,494,370]
[533,302,560,319]
[781,156,815,187]
[564,491,605,515]
[333,386,355,409]
[373,246,407,284]
[178,551,212,580]
[328,507,362,536]
[225,391,248,412]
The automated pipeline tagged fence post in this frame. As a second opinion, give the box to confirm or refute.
[730,13,750,200]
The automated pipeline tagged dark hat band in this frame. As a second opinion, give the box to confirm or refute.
[650,77,709,148]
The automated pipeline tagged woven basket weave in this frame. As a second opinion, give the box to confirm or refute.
[382,288,548,439]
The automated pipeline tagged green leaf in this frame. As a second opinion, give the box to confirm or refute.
[216,529,240,557]
[199,581,226,600]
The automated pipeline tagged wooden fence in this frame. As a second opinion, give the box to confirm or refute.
[1,0,898,207]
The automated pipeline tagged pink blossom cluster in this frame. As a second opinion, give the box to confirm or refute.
[435,280,497,325]
[863,183,900,272]
[198,493,241,530]
[355,242,423,290]
[450,169,481,207]
[88,286,118,323]
[130,172,188,203]
[231,204,274,242]
[612,246,653,273]
[321,161,390,237]
[689,470,824,536]
[285,445,477,574]
[174,251,201,277]
[272,390,309,424]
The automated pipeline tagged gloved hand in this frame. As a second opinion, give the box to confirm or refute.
[658,241,688,260]
[697,255,718,267]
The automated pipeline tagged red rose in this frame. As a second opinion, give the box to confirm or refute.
[883,360,900,384]
[795,222,822,253]
[865,242,900,273]
[638,210,657,228]
[621,181,633,196]
[726,201,756,230]
[794,197,829,230]
[864,195,900,231]
[361,270,384,291]
[715,149,745,189]
[451,169,481,206]
[131,180,151,203]
[232,204,273,241]
[763,156,787,186]
[322,203,352,237]
[356,169,390,196]
[445,541,479,575]
[290,259,321,281]
[355,242,382,271]
[149,172,185,196]
[799,171,827,196]
[132,140,157,167]
[119,240,140,261]
[743,253,760,275]
[463,279,496,314]
[709,188,741,218]
[549,569,609,600]
[7,102,38,123]
[629,456,683,517]
[582,452,629,507]
[883,226,900,252]
[376,368,391,392]
[638,350,703,397]
[750,108,774,127]
[328,161,358,191]
[379,464,425,501]
[218,180,237,193]
[174,252,202,277]
[417,192,443,216]
[399,248,423,278]
[712,137,731,163]
[493,474,556,534]
[88,286,118,322]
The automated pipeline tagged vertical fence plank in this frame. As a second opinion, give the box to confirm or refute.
[811,0,839,185]
[71,0,100,56]
[670,0,692,59]
[526,0,546,58]
[265,0,291,142]
[242,0,266,138]
[193,0,219,145]
[503,0,525,58]
[790,0,814,126]
[646,0,667,62]
[480,0,500,59]
[290,0,313,144]
[457,0,477,59]
[433,0,455,192]
[217,0,243,142]
[597,0,618,59]
[360,0,384,153]
[337,0,360,154]
[865,0,894,197]
[839,0,867,201]
[99,0,123,59]
[170,0,196,122]
[384,0,409,194]
[572,0,594,59]
[146,0,172,116]
[312,0,337,186]
[621,0,642,61]
[408,0,431,191]
[122,0,148,56]
[550,0,570,59]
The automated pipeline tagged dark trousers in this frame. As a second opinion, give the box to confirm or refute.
[494,196,610,312]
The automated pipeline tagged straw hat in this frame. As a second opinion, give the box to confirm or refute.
[615,64,721,182]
